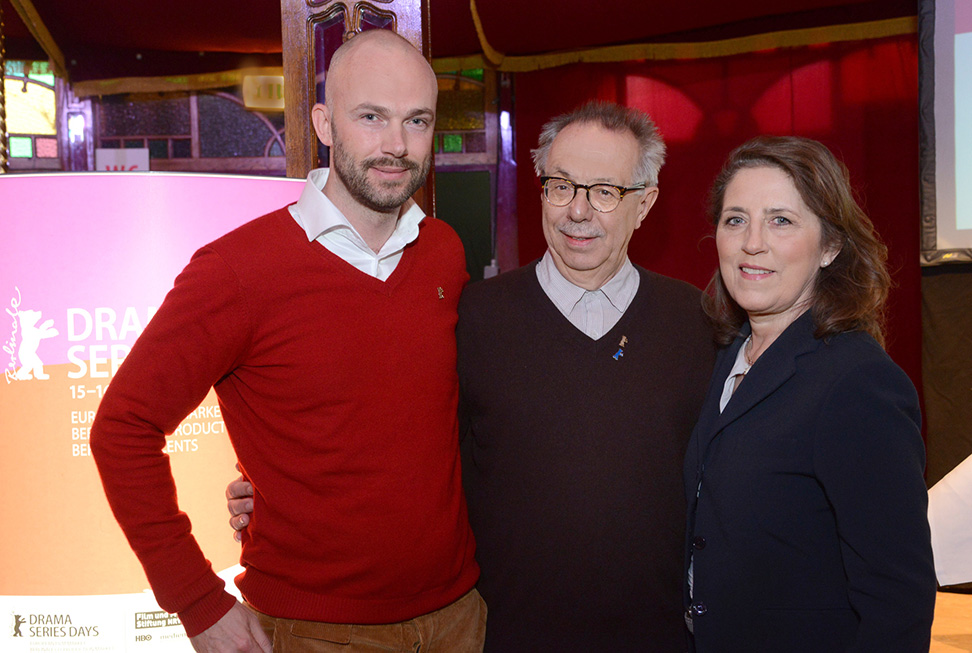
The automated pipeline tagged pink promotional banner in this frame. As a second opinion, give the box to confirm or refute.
[0,172,302,652]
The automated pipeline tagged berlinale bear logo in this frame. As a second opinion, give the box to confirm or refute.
[12,614,26,637]
[4,287,59,383]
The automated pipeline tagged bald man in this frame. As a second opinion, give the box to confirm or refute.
[91,30,484,653]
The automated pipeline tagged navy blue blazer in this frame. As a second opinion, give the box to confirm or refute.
[684,311,936,652]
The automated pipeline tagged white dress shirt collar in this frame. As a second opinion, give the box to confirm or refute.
[536,250,639,314]
[288,168,426,280]
[718,335,752,413]
[536,250,640,339]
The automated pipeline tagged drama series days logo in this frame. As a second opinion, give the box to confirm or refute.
[10,612,99,639]
[12,613,26,637]
[4,287,59,384]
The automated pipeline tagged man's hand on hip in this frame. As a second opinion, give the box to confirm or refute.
[189,602,271,653]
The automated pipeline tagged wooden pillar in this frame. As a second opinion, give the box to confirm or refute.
[57,81,93,171]
[281,0,430,182]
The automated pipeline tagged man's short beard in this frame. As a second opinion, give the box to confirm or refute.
[331,131,431,212]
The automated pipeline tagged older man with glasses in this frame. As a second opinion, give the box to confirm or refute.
[456,101,716,651]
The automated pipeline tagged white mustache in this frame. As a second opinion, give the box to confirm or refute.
[559,226,603,239]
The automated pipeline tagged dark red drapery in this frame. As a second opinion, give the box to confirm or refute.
[513,33,921,391]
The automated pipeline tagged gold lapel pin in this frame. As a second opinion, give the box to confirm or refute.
[613,335,629,361]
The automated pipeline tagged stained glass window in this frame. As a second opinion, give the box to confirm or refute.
[94,88,286,174]
[9,136,33,158]
[437,71,486,131]
[442,134,464,153]
[434,69,496,165]
[99,93,191,138]
[198,91,283,158]
[4,61,59,169]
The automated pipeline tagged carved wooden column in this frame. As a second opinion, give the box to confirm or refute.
[57,81,93,171]
[281,0,430,180]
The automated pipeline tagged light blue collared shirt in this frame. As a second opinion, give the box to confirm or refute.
[535,250,640,340]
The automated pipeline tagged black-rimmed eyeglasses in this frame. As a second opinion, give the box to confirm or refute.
[540,176,646,213]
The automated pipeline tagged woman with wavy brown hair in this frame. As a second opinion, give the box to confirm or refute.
[683,136,936,652]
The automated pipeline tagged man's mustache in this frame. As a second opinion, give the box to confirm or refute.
[365,157,420,172]
[559,225,604,239]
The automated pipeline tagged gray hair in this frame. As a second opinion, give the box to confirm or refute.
[531,101,667,187]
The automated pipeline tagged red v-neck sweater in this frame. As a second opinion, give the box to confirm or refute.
[91,208,478,636]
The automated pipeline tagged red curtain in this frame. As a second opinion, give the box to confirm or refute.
[513,33,922,391]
